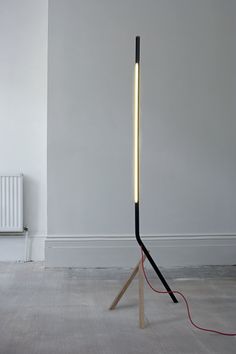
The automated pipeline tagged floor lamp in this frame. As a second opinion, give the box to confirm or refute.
[133,36,178,304]
[109,37,177,327]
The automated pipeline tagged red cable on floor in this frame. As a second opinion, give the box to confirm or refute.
[140,249,236,336]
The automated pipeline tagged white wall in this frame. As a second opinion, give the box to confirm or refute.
[0,0,48,260]
[0,0,235,266]
[46,0,236,266]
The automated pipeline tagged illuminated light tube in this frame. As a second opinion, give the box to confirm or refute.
[134,62,140,203]
[133,36,178,304]
[134,35,140,203]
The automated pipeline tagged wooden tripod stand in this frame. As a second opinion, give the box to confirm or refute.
[109,254,147,328]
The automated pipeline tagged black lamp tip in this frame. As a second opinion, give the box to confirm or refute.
[135,36,140,63]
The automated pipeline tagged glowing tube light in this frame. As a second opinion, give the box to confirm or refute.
[134,37,140,203]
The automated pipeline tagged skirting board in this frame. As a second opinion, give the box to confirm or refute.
[0,235,45,261]
[45,235,236,268]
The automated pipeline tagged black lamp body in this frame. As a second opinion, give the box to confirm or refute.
[133,36,178,304]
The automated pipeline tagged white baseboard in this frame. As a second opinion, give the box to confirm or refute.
[0,235,45,261]
[45,234,236,267]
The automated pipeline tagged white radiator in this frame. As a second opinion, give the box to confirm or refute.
[0,175,23,232]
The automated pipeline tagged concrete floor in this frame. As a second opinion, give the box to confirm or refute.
[0,263,235,354]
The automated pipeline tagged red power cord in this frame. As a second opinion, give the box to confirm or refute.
[140,249,236,336]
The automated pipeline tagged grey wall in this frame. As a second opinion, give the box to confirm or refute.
[0,0,48,260]
[48,0,236,236]
[47,0,236,266]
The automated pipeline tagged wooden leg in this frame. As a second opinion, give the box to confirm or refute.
[109,255,146,310]
[138,261,145,329]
